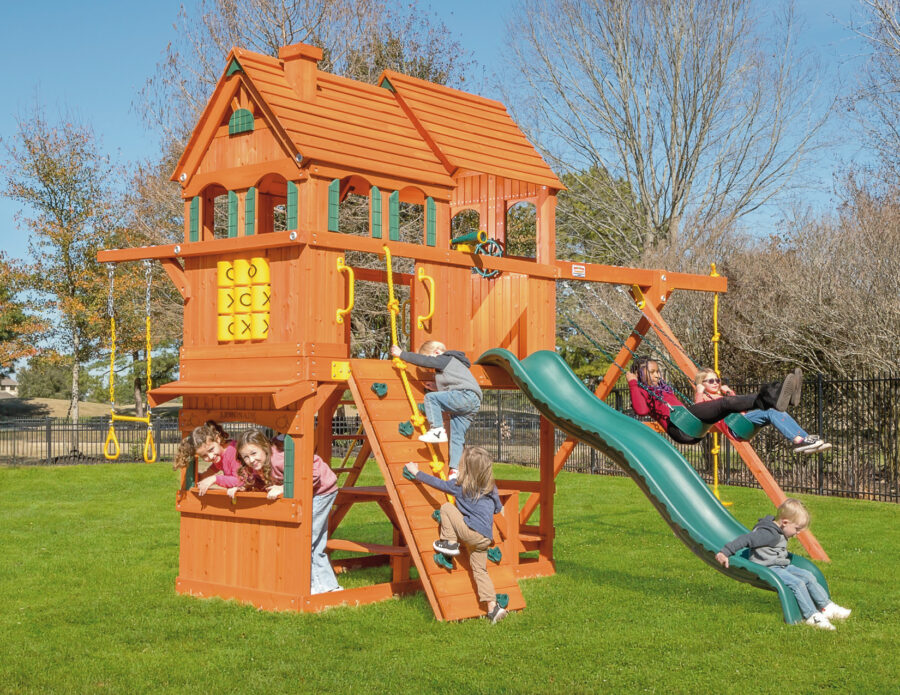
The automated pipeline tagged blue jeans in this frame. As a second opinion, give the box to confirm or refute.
[424,389,482,471]
[310,490,342,594]
[743,409,807,442]
[770,564,829,619]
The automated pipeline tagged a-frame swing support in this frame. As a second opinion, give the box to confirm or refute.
[524,266,829,562]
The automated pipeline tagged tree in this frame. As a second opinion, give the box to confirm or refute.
[851,0,900,178]
[17,353,91,400]
[507,0,831,256]
[556,166,642,265]
[0,253,44,377]
[0,108,123,420]
[718,173,900,378]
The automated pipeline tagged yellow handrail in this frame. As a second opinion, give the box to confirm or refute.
[384,246,448,483]
[336,257,355,324]
[415,267,435,329]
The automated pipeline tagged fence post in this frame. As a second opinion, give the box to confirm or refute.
[46,418,52,465]
[496,391,503,463]
[816,372,825,495]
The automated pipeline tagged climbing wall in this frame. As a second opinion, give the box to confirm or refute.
[347,358,526,621]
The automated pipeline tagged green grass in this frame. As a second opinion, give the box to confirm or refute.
[1,463,897,694]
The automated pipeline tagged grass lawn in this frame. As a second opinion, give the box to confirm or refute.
[1,462,897,694]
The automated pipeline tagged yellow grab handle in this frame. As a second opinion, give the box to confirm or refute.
[104,422,121,461]
[336,257,355,324]
[143,428,157,464]
[416,267,435,329]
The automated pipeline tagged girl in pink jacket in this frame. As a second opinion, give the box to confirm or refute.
[173,420,242,495]
[236,429,342,594]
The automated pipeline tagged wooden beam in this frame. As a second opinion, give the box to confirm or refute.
[160,258,191,301]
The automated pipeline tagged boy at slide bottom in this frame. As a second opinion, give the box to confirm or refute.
[716,499,851,630]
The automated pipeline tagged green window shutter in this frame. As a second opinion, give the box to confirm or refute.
[189,197,199,242]
[227,191,238,238]
[371,187,382,239]
[389,190,399,241]
[228,108,254,135]
[328,179,340,232]
[282,435,294,499]
[426,197,436,246]
[182,459,196,491]
[287,181,298,230]
[226,58,243,76]
[244,187,256,236]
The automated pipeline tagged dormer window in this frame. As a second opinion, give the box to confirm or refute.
[229,108,254,135]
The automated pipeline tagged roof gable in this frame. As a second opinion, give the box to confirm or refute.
[172,50,298,186]
[378,70,563,190]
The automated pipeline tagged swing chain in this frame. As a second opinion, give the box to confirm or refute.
[107,264,115,318]
[144,260,152,317]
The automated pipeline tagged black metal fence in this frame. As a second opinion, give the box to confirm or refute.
[2,374,898,502]
[467,374,899,503]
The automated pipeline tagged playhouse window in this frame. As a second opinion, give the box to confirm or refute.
[506,201,537,258]
[451,209,481,238]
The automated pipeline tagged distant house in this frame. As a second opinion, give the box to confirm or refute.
[0,378,18,398]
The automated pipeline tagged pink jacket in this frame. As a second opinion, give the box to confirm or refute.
[312,454,338,496]
[240,447,336,496]
[209,441,242,488]
[628,380,682,432]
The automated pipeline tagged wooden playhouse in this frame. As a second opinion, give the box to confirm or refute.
[98,41,762,621]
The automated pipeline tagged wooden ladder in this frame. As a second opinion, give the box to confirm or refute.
[347,358,525,621]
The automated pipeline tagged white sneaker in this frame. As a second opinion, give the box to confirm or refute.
[805,613,836,630]
[821,602,851,620]
[419,427,448,443]
[794,436,831,454]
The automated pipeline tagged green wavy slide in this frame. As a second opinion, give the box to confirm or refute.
[478,348,829,624]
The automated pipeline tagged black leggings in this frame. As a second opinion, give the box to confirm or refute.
[666,394,757,444]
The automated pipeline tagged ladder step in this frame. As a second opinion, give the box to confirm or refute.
[326,539,409,556]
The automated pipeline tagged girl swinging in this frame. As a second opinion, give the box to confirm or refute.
[626,356,801,445]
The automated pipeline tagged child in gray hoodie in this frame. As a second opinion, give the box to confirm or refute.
[390,340,482,476]
[715,498,851,630]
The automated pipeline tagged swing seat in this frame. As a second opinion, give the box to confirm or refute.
[723,413,762,441]
[669,406,714,439]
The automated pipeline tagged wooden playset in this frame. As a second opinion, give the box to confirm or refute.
[97,41,826,622]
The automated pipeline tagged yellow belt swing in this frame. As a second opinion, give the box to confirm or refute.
[103,261,157,463]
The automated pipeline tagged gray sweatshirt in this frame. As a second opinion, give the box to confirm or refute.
[719,515,790,567]
[399,350,483,400]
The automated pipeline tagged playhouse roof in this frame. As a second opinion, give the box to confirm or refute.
[173,44,561,192]
[378,70,563,189]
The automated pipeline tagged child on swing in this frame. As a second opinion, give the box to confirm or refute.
[173,420,243,496]
[404,446,507,624]
[627,356,801,444]
[235,429,342,594]
[694,368,832,453]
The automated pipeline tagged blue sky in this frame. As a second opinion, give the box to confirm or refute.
[0,0,871,262]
